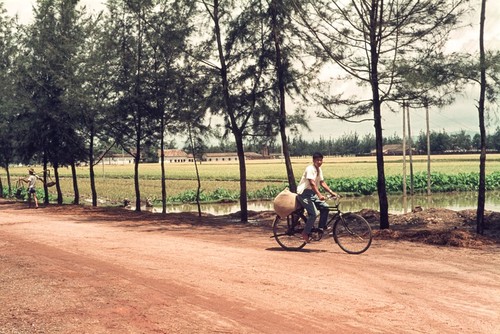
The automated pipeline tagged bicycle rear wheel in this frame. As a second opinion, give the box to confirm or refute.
[333,213,372,254]
[272,212,307,250]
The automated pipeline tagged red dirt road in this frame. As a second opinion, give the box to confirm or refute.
[1,200,499,333]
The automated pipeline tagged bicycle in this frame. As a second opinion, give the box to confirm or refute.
[272,195,373,254]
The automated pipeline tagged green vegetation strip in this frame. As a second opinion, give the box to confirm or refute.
[5,172,500,205]
[4,155,500,204]
[168,171,500,202]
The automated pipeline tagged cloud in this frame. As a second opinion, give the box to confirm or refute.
[3,0,106,23]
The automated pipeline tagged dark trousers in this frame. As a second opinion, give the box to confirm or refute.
[298,189,329,234]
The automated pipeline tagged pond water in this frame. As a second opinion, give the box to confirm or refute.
[155,191,500,216]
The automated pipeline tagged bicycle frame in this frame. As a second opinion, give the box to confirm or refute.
[272,195,373,254]
[296,196,342,232]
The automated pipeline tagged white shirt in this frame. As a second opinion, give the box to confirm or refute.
[28,174,37,189]
[296,164,323,194]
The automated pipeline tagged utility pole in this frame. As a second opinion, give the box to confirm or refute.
[406,103,414,197]
[425,101,431,196]
[402,101,407,198]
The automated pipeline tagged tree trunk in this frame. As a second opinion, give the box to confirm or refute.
[7,167,12,197]
[188,125,202,217]
[370,1,389,229]
[271,0,296,192]
[89,129,97,207]
[160,127,167,214]
[373,102,389,229]
[71,161,79,205]
[133,8,144,213]
[279,127,296,192]
[234,132,248,223]
[42,156,49,205]
[5,166,11,197]
[54,164,63,205]
[212,0,248,222]
[134,122,142,212]
[476,0,487,235]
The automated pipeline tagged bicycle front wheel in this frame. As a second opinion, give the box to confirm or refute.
[333,213,372,254]
[272,212,307,251]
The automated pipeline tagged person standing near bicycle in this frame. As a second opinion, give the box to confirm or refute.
[19,168,42,208]
[297,152,338,242]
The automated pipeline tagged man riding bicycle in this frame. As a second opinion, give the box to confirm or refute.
[296,152,338,243]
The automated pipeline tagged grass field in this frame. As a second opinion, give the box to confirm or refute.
[5,154,500,204]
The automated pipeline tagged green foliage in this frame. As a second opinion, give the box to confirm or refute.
[169,190,209,203]
[384,175,404,193]
[4,171,500,204]
[209,188,239,201]
[8,186,49,202]
[167,171,500,202]
[169,184,286,203]
[327,177,377,195]
[325,171,500,196]
[169,188,240,203]
[248,184,286,200]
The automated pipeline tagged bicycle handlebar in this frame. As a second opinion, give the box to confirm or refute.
[326,194,342,200]
[325,194,343,207]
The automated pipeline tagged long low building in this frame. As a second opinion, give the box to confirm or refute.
[158,149,193,163]
[157,150,266,163]
[202,152,264,162]
[370,144,417,156]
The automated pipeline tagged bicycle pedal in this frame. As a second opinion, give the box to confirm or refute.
[310,230,324,241]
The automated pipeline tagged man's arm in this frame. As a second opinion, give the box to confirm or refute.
[309,179,325,200]
[320,180,338,198]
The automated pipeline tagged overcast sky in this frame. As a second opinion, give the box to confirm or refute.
[4,0,500,141]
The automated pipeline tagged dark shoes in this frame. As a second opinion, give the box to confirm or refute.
[302,227,325,243]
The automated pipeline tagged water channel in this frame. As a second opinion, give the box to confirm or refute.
[155,191,500,216]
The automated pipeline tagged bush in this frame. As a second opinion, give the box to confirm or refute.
[324,172,500,196]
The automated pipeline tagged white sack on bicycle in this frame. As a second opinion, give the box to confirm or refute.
[273,188,301,219]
